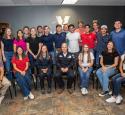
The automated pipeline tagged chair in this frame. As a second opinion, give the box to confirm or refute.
[54,65,77,90]
[4,71,16,98]
[8,86,13,99]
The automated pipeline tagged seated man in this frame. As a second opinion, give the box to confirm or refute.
[0,57,11,104]
[55,42,75,94]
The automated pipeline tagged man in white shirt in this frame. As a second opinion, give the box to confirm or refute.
[66,24,80,58]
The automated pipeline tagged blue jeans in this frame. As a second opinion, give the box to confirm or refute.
[96,67,116,92]
[15,71,31,97]
[112,73,125,96]
[4,51,13,81]
[95,51,101,65]
[78,67,93,89]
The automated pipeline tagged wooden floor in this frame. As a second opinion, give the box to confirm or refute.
[0,82,125,115]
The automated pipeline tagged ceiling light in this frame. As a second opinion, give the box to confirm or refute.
[62,0,78,5]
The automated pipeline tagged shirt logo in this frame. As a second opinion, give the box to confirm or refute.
[67,55,71,58]
[59,55,63,57]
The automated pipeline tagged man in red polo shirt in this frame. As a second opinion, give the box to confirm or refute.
[81,24,96,52]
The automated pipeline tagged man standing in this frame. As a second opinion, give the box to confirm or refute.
[110,20,125,55]
[66,24,80,58]
[81,24,96,53]
[54,24,66,54]
[41,26,55,64]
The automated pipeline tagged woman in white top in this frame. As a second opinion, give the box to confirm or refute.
[78,44,94,95]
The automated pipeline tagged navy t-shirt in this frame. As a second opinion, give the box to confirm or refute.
[2,38,14,52]
[40,34,54,52]
[53,32,66,49]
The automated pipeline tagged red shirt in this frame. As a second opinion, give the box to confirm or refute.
[75,28,85,46]
[12,56,29,71]
[81,32,96,48]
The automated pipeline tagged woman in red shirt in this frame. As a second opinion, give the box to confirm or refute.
[12,46,34,100]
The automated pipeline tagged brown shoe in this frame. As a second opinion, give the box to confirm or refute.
[67,89,73,94]
[57,88,64,94]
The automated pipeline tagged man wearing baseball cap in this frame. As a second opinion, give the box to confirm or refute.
[95,25,110,66]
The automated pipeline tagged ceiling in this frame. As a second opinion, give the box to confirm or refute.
[0,0,125,6]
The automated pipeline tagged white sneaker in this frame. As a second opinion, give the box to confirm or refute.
[0,96,4,104]
[106,96,116,103]
[109,91,112,95]
[24,96,28,100]
[81,88,86,95]
[85,88,88,94]
[28,92,34,100]
[116,95,123,104]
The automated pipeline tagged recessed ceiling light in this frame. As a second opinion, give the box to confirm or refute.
[62,0,78,5]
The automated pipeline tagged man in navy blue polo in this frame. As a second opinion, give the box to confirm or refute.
[110,20,125,55]
[41,26,55,64]
[53,24,66,54]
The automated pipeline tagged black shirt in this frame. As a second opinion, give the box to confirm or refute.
[26,37,40,55]
[101,51,119,65]
[2,38,14,52]
[36,54,52,69]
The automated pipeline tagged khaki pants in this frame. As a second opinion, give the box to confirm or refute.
[0,77,11,96]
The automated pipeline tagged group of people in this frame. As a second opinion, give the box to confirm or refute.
[0,19,125,105]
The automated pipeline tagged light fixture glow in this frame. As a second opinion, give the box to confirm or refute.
[62,0,78,5]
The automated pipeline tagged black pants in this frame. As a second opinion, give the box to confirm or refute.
[38,70,52,89]
[55,69,74,89]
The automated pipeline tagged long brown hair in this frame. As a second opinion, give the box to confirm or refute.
[79,44,91,63]
[38,45,50,60]
[16,29,24,41]
[105,41,116,54]
[15,46,26,59]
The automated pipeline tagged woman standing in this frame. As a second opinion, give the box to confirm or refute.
[12,46,34,100]
[26,27,42,75]
[13,30,27,53]
[96,41,119,96]
[36,45,52,94]
[1,28,14,81]
[78,44,94,95]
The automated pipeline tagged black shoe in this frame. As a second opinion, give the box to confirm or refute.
[41,88,45,94]
[99,91,109,97]
[47,88,51,94]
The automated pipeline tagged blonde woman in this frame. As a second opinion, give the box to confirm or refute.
[1,28,14,81]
